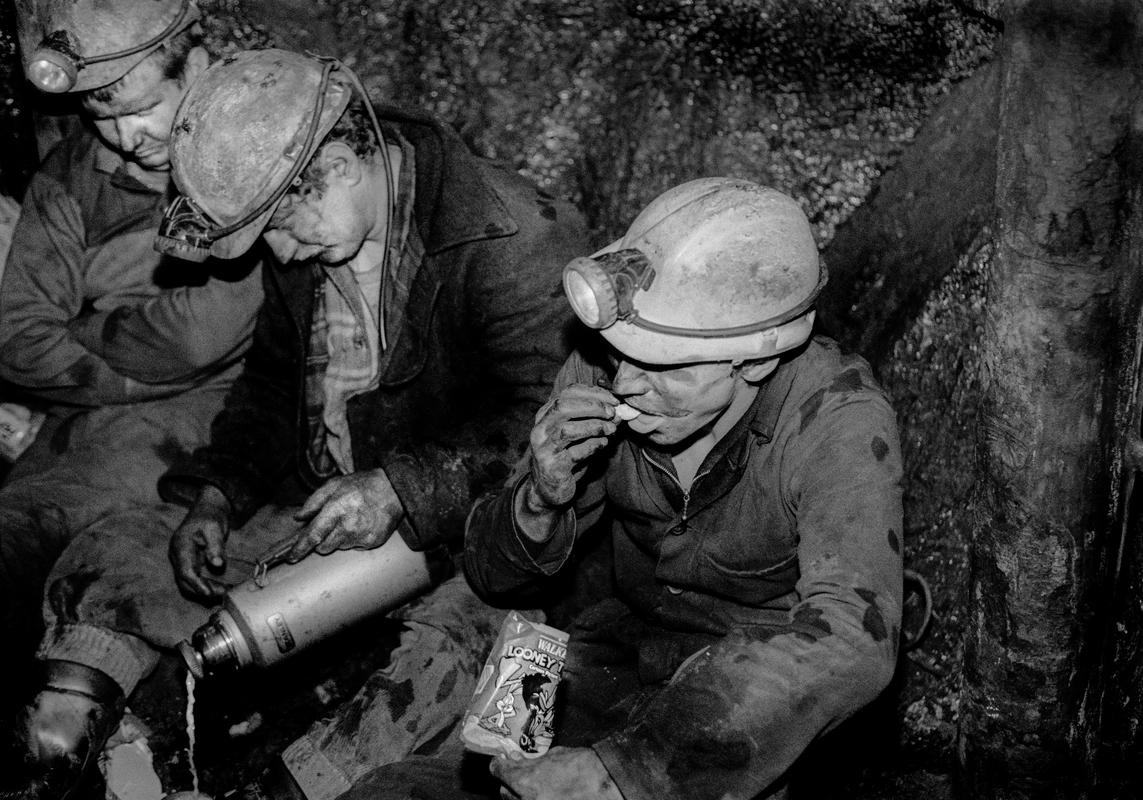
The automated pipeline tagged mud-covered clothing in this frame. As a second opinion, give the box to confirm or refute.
[4,386,235,658]
[159,107,585,554]
[0,194,19,285]
[0,129,260,405]
[38,107,586,797]
[465,336,904,800]
[0,128,262,655]
[39,504,508,798]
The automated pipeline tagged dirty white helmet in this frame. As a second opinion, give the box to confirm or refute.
[562,177,826,365]
[15,0,200,93]
[155,49,363,262]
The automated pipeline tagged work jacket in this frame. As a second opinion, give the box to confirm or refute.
[160,106,587,552]
[0,128,262,407]
[466,336,904,800]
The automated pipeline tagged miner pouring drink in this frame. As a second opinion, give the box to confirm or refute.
[8,33,589,799]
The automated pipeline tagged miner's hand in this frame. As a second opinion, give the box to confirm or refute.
[491,747,623,800]
[525,384,619,511]
[289,467,404,561]
[169,484,232,599]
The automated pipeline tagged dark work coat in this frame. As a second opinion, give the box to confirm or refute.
[160,106,589,553]
[466,337,904,800]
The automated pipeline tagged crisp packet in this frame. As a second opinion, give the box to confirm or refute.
[461,610,569,758]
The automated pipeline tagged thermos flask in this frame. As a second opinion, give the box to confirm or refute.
[178,531,444,679]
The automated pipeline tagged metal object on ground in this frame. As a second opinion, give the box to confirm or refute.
[901,568,934,651]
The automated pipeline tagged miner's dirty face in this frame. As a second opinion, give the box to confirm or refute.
[81,50,203,172]
[610,357,744,446]
[261,146,370,267]
[607,348,779,447]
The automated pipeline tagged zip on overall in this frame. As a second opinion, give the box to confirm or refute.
[640,449,713,529]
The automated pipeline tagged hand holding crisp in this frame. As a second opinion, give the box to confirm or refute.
[525,384,619,510]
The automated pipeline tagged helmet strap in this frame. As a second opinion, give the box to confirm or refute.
[626,266,828,339]
[62,0,195,68]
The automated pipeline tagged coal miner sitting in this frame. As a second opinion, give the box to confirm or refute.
[2,0,264,793]
[17,47,588,798]
[339,177,905,800]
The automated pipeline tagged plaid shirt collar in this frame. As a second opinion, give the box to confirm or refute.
[303,131,418,479]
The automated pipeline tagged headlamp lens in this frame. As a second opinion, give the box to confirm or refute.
[562,250,653,330]
[28,50,77,93]
[563,259,615,329]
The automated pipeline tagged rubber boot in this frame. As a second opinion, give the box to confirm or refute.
[20,660,125,794]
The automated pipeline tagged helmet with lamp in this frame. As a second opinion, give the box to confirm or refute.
[15,0,200,94]
[155,48,395,264]
[562,177,827,366]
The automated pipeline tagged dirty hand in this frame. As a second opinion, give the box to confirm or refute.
[289,467,403,561]
[169,484,232,599]
[526,384,619,510]
[491,747,623,800]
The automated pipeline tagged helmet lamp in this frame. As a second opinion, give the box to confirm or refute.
[27,42,78,93]
[562,250,654,330]
[155,194,216,262]
[24,0,195,94]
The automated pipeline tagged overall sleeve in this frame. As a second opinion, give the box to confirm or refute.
[380,200,586,551]
[157,267,300,521]
[67,261,263,384]
[593,387,904,800]
[0,169,194,406]
[464,350,611,597]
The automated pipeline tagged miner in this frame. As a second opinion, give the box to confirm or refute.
[20,46,588,800]
[342,177,904,800]
[3,1,262,793]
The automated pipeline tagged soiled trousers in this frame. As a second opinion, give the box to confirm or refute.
[336,599,792,800]
[336,599,677,800]
[35,497,508,800]
[0,382,230,659]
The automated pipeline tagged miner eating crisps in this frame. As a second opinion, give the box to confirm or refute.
[336,177,904,800]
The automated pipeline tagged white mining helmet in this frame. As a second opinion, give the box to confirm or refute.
[562,177,827,365]
[155,49,395,263]
[15,0,200,93]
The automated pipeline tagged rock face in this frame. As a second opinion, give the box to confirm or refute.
[818,60,999,365]
[207,0,996,244]
[0,0,37,197]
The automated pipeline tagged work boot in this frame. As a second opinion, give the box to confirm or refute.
[19,660,125,795]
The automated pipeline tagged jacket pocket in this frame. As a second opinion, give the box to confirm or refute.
[691,510,800,606]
